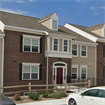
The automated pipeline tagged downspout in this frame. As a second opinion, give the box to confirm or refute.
[45,31,49,90]
[95,45,97,86]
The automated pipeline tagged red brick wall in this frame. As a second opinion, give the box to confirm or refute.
[3,30,47,87]
[97,42,105,85]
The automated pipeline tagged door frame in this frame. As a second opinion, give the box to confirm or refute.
[53,61,67,84]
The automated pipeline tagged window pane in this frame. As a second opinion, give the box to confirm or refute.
[54,45,57,51]
[82,46,86,50]
[32,67,38,72]
[81,74,86,79]
[54,39,58,44]
[72,50,77,55]
[32,46,38,52]
[82,51,86,56]
[72,44,77,49]
[24,39,31,45]
[72,68,77,73]
[64,46,67,51]
[31,73,38,79]
[81,68,86,73]
[23,73,30,79]
[24,45,30,52]
[72,74,77,79]
[23,66,30,72]
[64,40,68,45]
[32,40,38,46]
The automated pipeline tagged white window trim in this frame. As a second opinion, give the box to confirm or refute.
[72,44,78,57]
[52,38,59,51]
[80,45,87,58]
[22,63,40,80]
[71,65,78,80]
[23,35,40,53]
[51,18,58,31]
[62,39,69,52]
[80,65,87,80]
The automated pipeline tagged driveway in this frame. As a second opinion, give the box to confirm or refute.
[17,99,67,105]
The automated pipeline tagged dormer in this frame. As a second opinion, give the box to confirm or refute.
[39,12,59,31]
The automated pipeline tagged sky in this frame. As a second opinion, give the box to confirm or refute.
[0,0,105,27]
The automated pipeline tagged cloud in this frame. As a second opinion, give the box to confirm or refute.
[16,0,24,3]
[29,0,36,2]
[76,0,82,2]
[91,13,99,16]
[100,6,105,9]
[0,7,27,15]
[90,6,97,10]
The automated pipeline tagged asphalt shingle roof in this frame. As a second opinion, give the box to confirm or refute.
[0,11,96,43]
[68,23,105,39]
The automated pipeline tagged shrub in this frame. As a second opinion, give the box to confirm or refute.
[57,91,67,97]
[42,91,49,98]
[13,93,21,101]
[50,91,67,99]
[39,90,47,94]
[28,92,40,100]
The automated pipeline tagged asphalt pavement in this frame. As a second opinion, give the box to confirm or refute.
[17,98,67,105]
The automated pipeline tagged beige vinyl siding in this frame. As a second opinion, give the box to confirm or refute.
[41,19,51,29]
[59,39,62,51]
[91,28,102,36]
[72,45,96,78]
[69,40,71,52]
[50,37,52,51]
[0,38,3,92]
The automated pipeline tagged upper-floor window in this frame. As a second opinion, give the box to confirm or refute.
[52,20,57,30]
[22,63,40,80]
[72,44,78,56]
[53,38,58,51]
[81,45,87,57]
[23,35,40,53]
[63,40,68,52]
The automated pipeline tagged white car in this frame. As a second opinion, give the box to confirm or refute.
[67,86,105,105]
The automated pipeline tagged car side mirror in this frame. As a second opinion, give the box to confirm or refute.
[81,92,84,96]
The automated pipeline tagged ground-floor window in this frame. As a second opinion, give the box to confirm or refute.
[80,65,87,79]
[71,65,78,79]
[22,63,40,80]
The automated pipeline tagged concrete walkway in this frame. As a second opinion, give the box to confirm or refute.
[17,98,67,105]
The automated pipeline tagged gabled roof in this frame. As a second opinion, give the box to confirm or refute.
[87,23,105,31]
[38,12,58,23]
[68,23,105,39]
[0,11,96,44]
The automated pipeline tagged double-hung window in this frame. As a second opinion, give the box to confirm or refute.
[53,38,58,51]
[22,63,40,80]
[81,45,87,57]
[80,65,87,79]
[63,40,68,52]
[72,44,78,56]
[71,65,78,79]
[23,35,40,53]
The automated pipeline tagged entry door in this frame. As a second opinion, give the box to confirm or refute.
[57,68,63,84]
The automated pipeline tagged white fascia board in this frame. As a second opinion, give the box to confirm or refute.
[0,21,5,32]
[97,38,105,42]
[50,33,76,39]
[64,23,98,42]
[0,34,5,37]
[72,40,98,46]
[45,51,72,58]
[4,25,49,35]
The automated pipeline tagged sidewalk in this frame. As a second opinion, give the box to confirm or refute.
[17,98,67,105]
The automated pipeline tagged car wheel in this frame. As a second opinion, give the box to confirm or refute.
[69,99,77,105]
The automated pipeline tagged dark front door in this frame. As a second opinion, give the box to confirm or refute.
[57,68,63,84]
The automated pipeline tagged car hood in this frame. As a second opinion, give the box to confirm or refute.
[0,94,15,105]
